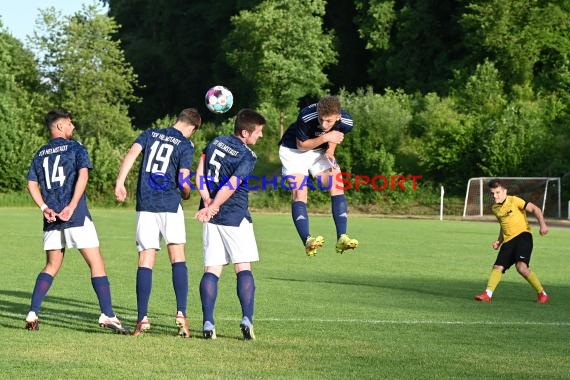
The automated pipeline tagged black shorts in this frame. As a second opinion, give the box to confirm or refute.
[494,232,533,272]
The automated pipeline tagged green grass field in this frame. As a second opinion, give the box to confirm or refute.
[0,207,568,379]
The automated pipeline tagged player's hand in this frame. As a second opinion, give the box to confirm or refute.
[115,185,127,202]
[195,206,219,223]
[323,131,344,144]
[325,153,339,169]
[539,224,548,236]
[202,196,213,207]
[491,240,501,250]
[43,208,57,223]
[57,205,76,222]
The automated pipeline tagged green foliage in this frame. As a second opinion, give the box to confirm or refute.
[356,1,469,94]
[0,31,47,191]
[28,4,139,198]
[354,0,396,51]
[416,61,562,192]
[462,0,570,89]
[338,88,412,176]
[414,93,472,191]
[30,5,138,143]
[224,0,336,134]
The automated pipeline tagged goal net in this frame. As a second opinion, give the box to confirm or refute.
[463,177,561,218]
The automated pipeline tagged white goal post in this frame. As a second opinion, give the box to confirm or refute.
[463,177,561,218]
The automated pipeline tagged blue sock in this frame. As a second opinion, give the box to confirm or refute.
[91,276,114,317]
[331,194,348,238]
[171,262,188,316]
[200,272,219,324]
[236,270,255,323]
[136,267,153,322]
[292,201,310,243]
[30,272,53,314]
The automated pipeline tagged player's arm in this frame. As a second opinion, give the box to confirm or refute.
[325,142,338,164]
[492,227,503,250]
[209,176,240,210]
[58,167,88,221]
[27,180,56,222]
[115,143,143,202]
[196,175,240,223]
[526,202,548,236]
[179,168,192,200]
[296,131,344,151]
[194,154,211,205]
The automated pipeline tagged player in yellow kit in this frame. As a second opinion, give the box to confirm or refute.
[474,179,550,303]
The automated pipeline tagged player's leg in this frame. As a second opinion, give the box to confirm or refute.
[200,223,226,339]
[513,233,549,303]
[200,267,222,339]
[26,244,65,330]
[475,242,515,301]
[289,174,312,243]
[133,212,161,335]
[80,246,128,334]
[64,217,126,333]
[80,246,112,315]
[167,244,190,337]
[474,265,504,302]
[164,206,190,336]
[235,263,256,340]
[134,249,156,334]
[225,219,259,340]
[316,164,358,254]
[280,146,323,255]
[290,180,326,256]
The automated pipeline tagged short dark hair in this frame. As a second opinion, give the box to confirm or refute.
[488,179,506,189]
[177,108,202,130]
[234,109,266,135]
[45,109,72,129]
[317,96,341,116]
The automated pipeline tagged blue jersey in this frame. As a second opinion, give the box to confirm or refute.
[279,103,354,150]
[134,127,194,212]
[199,135,257,227]
[27,137,92,231]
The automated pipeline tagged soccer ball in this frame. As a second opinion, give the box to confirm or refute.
[205,85,233,114]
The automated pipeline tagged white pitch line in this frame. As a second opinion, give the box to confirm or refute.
[4,311,569,327]
[218,317,570,327]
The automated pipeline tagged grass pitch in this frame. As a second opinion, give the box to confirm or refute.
[0,207,568,379]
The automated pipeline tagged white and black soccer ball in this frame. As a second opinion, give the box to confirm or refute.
[205,85,233,114]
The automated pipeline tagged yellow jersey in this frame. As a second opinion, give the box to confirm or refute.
[491,195,531,243]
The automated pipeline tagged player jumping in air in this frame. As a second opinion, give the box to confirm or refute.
[278,95,358,256]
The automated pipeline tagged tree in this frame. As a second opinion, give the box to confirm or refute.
[0,26,47,191]
[107,0,262,127]
[223,0,337,135]
[462,0,570,91]
[30,5,138,143]
[355,0,469,95]
[29,4,139,199]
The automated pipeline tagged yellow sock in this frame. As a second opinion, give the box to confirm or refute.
[486,269,502,293]
[525,271,544,293]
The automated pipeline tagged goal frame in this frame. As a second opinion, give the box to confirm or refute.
[463,177,561,218]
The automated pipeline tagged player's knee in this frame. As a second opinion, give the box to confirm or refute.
[515,261,529,275]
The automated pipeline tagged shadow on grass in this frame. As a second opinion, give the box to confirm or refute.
[267,275,570,308]
[0,289,138,333]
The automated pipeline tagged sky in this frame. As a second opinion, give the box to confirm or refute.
[0,1,107,43]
